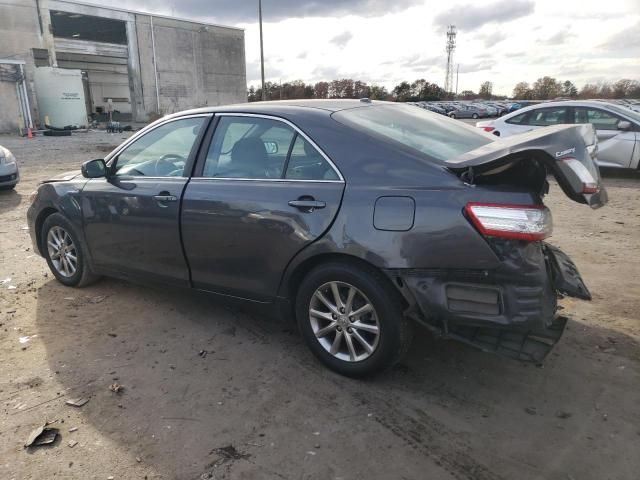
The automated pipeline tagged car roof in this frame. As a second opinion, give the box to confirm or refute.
[167,99,384,119]
[502,100,639,119]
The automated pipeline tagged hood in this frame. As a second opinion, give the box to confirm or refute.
[41,170,81,184]
[445,124,608,209]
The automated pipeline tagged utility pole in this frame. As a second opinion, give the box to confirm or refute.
[259,0,266,101]
[444,25,456,98]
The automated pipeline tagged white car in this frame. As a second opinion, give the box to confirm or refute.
[476,101,640,169]
[0,145,19,190]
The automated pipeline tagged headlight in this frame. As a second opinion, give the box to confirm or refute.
[0,150,16,166]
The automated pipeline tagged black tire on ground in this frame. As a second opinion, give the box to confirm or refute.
[472,113,479,119]
[41,213,100,287]
[43,130,72,137]
[449,113,456,119]
[295,262,412,377]
[0,184,16,190]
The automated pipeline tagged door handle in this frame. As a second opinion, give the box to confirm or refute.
[288,199,326,211]
[153,193,177,207]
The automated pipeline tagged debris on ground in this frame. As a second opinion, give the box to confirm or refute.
[66,397,89,407]
[25,424,59,448]
[68,440,78,448]
[524,406,537,415]
[68,427,78,432]
[211,445,250,462]
[109,382,124,394]
[556,410,572,419]
[199,349,207,358]
[88,295,107,304]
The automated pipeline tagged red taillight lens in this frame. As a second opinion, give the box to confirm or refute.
[481,126,495,132]
[464,203,552,241]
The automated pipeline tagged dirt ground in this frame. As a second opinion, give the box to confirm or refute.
[1,131,639,480]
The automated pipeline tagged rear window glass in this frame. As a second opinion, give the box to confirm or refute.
[332,104,492,162]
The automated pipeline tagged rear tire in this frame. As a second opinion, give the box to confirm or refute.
[449,113,456,119]
[472,113,479,119]
[42,213,100,287]
[295,262,412,377]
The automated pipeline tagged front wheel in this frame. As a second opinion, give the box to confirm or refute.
[449,113,456,119]
[296,262,412,377]
[472,113,479,119]
[42,213,100,287]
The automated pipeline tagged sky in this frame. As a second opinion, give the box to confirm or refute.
[80,0,640,96]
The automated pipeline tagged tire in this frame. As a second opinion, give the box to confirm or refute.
[42,213,100,287]
[449,113,456,119]
[43,130,72,137]
[472,113,479,119]
[295,262,412,377]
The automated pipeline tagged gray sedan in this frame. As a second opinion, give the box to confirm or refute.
[27,100,605,376]
[0,145,19,189]
[448,105,488,119]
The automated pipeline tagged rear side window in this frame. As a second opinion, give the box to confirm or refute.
[332,104,492,162]
[285,136,339,180]
[526,107,569,126]
[505,112,529,124]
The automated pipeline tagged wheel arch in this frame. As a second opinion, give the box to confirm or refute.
[279,252,408,312]
[35,207,59,255]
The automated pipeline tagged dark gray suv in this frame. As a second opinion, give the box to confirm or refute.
[27,100,607,376]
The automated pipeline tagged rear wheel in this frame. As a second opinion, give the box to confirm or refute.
[296,262,412,377]
[449,113,456,119]
[42,213,100,287]
[472,113,479,119]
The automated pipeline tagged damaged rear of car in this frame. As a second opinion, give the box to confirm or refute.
[325,105,607,368]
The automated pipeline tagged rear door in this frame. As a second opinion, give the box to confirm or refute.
[181,114,345,301]
[572,106,636,168]
[82,115,210,284]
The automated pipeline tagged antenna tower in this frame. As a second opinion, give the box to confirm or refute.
[444,25,457,97]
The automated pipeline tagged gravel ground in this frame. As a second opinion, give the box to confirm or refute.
[1,131,639,480]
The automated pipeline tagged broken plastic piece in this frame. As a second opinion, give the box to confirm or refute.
[66,397,89,407]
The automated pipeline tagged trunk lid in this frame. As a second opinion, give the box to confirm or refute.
[445,124,608,209]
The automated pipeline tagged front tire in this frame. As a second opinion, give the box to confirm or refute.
[472,113,479,119]
[42,213,100,287]
[295,262,412,377]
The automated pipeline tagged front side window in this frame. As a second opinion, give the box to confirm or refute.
[114,117,206,177]
[332,104,492,162]
[526,107,568,126]
[574,108,620,130]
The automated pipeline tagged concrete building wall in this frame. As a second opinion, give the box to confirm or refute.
[0,0,44,133]
[134,15,246,117]
[0,0,246,132]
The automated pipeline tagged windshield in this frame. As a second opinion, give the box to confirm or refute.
[332,104,493,162]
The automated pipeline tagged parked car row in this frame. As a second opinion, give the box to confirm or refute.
[477,100,640,169]
[411,101,511,118]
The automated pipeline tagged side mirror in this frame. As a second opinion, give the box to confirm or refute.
[81,158,107,178]
[618,120,632,131]
[264,141,278,154]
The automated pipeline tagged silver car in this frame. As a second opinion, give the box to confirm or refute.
[448,105,488,119]
[0,145,19,189]
[476,101,640,169]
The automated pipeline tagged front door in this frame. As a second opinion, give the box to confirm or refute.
[572,107,637,168]
[181,114,345,301]
[81,115,210,284]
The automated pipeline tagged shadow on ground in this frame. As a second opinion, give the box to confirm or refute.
[35,278,640,480]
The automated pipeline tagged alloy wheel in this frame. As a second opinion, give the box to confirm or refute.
[309,281,380,362]
[46,226,77,277]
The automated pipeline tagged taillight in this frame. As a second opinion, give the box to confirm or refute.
[464,203,552,241]
[560,158,599,194]
[481,126,495,132]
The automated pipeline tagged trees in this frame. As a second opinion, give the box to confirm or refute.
[479,81,493,100]
[392,81,412,102]
[369,85,389,100]
[561,80,578,98]
[531,76,562,100]
[313,81,329,99]
[459,90,477,100]
[512,82,533,100]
